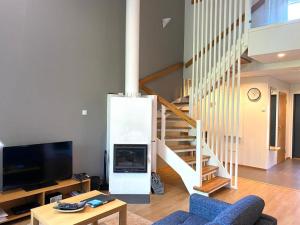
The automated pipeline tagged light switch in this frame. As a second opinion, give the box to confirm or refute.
[82,110,88,116]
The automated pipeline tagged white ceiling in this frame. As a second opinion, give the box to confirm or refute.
[250,49,300,64]
[241,67,300,83]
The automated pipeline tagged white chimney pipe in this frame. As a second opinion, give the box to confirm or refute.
[125,0,140,97]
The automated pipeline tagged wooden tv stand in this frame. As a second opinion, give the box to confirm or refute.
[0,179,90,224]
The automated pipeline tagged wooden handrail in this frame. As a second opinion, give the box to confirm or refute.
[185,14,245,68]
[140,85,197,128]
[139,63,184,85]
[139,63,196,128]
[186,0,265,68]
[191,0,202,4]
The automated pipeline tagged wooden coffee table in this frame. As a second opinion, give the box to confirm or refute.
[31,190,127,225]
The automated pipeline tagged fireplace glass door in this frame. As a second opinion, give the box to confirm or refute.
[113,144,148,173]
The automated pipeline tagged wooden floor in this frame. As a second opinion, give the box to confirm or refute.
[129,166,300,225]
[9,166,300,225]
[239,159,300,190]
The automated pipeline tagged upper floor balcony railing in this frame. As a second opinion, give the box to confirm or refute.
[251,0,300,28]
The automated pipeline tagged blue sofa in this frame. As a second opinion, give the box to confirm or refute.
[153,194,277,225]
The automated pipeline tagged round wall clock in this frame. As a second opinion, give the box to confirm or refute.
[247,88,261,102]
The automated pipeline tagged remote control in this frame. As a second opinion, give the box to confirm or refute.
[55,201,87,210]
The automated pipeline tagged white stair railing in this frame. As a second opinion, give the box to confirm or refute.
[190,0,251,189]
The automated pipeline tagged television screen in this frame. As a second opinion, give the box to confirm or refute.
[1,141,72,191]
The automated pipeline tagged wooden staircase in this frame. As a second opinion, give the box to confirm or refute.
[138,0,254,195]
[157,96,231,195]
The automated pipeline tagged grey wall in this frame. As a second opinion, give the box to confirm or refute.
[140,0,185,101]
[0,0,185,176]
[0,0,125,176]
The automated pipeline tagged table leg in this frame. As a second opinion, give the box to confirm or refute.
[119,205,127,225]
[92,221,98,225]
[31,212,39,225]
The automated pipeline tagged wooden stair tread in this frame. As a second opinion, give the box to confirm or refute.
[181,155,196,163]
[157,118,183,121]
[165,135,196,139]
[181,155,210,163]
[157,126,192,130]
[165,126,191,129]
[174,102,189,105]
[166,109,189,112]
[169,145,196,150]
[202,165,218,176]
[194,177,230,193]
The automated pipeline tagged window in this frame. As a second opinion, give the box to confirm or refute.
[288,0,300,21]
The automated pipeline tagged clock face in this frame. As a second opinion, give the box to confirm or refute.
[247,88,261,102]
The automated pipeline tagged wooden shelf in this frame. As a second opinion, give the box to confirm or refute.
[0,210,30,224]
[0,179,91,224]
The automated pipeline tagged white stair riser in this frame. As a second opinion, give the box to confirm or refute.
[202,170,218,178]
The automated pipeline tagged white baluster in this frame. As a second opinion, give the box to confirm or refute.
[161,106,166,145]
[199,1,204,123]
[215,0,223,160]
[196,120,202,187]
[211,0,218,155]
[191,0,197,118]
[229,0,238,186]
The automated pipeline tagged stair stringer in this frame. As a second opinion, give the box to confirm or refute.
[157,138,203,195]
[202,143,231,180]
[189,129,231,183]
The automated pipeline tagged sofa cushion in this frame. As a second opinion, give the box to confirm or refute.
[214,195,265,225]
[190,194,230,221]
[152,210,210,225]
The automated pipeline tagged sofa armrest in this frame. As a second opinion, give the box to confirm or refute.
[254,214,277,225]
[189,194,230,221]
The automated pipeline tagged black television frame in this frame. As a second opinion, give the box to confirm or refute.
[0,146,3,192]
[0,141,73,192]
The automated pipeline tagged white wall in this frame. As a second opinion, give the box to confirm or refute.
[239,76,290,169]
[239,77,270,168]
[0,0,126,176]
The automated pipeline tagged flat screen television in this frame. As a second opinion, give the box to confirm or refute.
[0,141,73,191]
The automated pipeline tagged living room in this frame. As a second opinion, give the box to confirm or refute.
[0,0,300,225]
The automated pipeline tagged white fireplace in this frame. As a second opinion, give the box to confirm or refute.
[106,94,156,203]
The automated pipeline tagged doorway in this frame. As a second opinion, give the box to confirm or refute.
[277,92,287,163]
[293,94,300,158]
[269,90,287,163]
